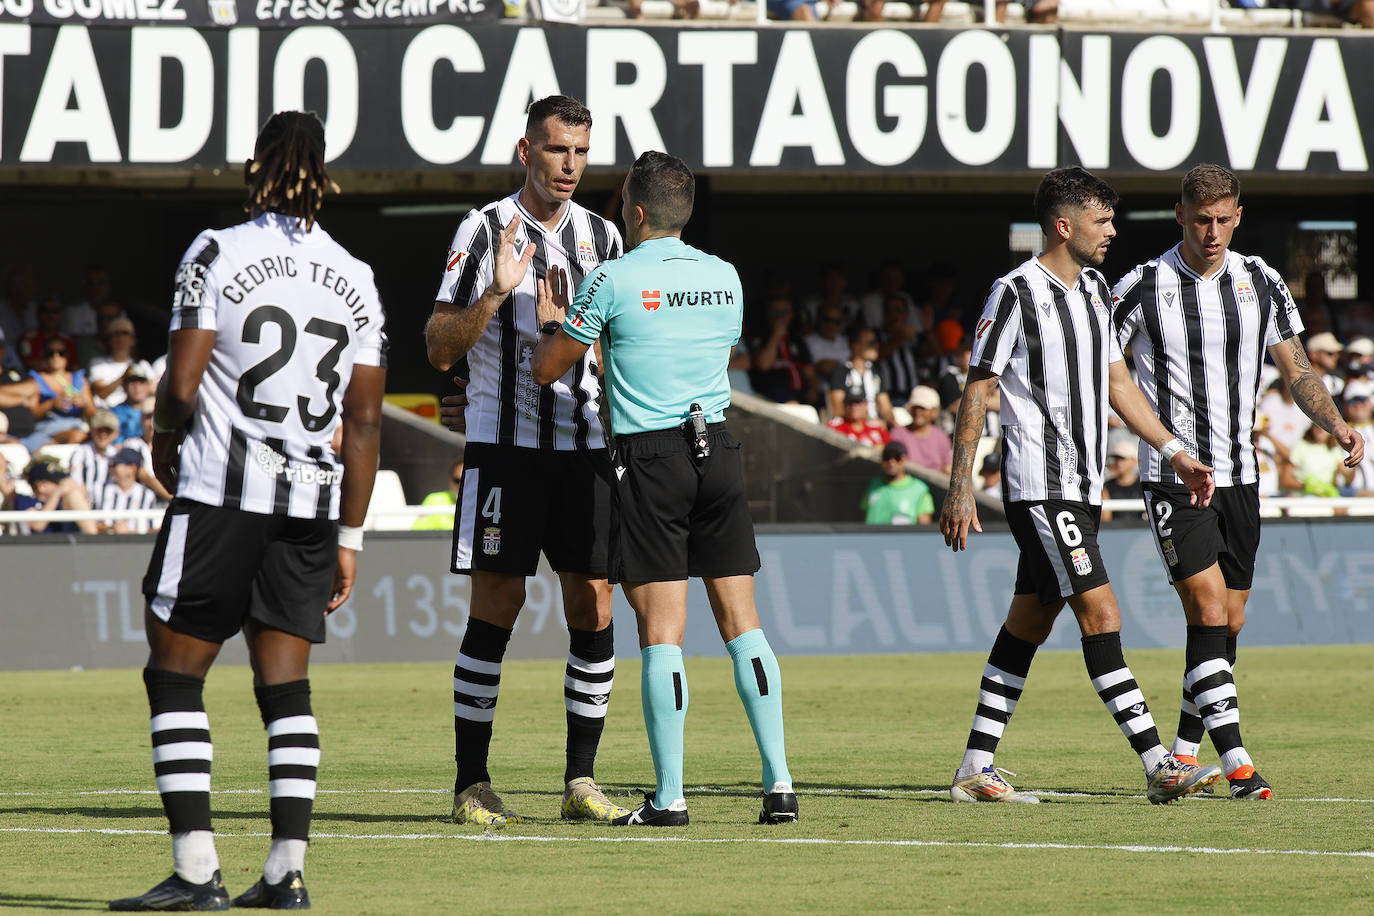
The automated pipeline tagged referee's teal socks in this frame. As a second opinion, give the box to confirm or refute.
[726,628,793,791]
[641,644,688,807]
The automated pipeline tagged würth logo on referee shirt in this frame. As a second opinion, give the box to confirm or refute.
[642,290,661,311]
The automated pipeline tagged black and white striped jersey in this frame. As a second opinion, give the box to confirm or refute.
[435,194,621,451]
[971,257,1120,504]
[69,441,115,507]
[168,213,388,519]
[1112,245,1301,487]
[99,481,161,533]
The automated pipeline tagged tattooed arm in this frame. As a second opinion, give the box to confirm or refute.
[1271,337,1365,468]
[939,368,997,552]
[1108,359,1214,506]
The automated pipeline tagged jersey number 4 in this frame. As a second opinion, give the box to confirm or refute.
[236,305,349,432]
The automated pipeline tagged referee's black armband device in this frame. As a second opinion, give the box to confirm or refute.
[688,402,710,460]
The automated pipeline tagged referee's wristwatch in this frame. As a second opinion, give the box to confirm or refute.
[540,320,561,336]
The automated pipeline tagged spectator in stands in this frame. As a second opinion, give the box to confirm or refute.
[979,451,1001,498]
[21,338,94,453]
[111,368,153,442]
[1298,270,1337,337]
[991,0,1057,22]
[803,305,852,387]
[936,339,973,411]
[0,458,17,533]
[864,441,934,525]
[625,0,700,18]
[749,297,816,405]
[859,260,918,332]
[16,457,98,534]
[62,265,114,338]
[1304,332,1345,397]
[1100,439,1143,521]
[1290,0,1374,27]
[827,389,890,446]
[18,296,79,372]
[88,317,153,408]
[98,447,160,534]
[727,340,755,395]
[0,330,39,444]
[1343,381,1374,494]
[414,458,464,531]
[69,408,121,505]
[921,262,959,331]
[1256,375,1310,452]
[1280,423,1354,497]
[876,295,928,409]
[889,386,952,475]
[0,263,36,351]
[800,263,860,330]
[1343,336,1374,382]
[768,0,837,20]
[828,325,894,425]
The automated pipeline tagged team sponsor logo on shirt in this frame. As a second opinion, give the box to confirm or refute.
[976,318,993,340]
[664,290,734,307]
[447,249,467,272]
[1070,547,1093,575]
[642,289,661,311]
[252,441,342,484]
[173,260,208,310]
[569,311,585,328]
[482,526,501,555]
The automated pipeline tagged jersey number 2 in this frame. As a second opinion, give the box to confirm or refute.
[236,306,349,432]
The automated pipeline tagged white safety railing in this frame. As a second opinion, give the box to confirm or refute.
[0,505,458,531]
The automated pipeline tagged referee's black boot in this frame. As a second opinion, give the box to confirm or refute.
[232,871,310,909]
[759,782,800,825]
[109,870,229,911]
[611,792,689,827]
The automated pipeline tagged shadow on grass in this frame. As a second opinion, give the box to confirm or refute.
[0,805,446,824]
[0,893,106,910]
[597,780,960,802]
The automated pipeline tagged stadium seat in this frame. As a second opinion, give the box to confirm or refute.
[383,393,441,424]
[0,441,30,478]
[366,469,413,531]
[773,402,822,425]
[35,442,78,471]
[973,435,999,474]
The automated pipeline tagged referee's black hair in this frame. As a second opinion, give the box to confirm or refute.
[626,151,695,233]
[525,95,593,140]
[243,111,338,232]
[1034,167,1118,234]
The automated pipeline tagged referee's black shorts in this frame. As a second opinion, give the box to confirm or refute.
[1142,482,1260,589]
[610,423,761,584]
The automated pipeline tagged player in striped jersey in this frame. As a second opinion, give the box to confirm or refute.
[113,112,387,912]
[424,96,628,826]
[940,168,1222,805]
[1111,164,1365,800]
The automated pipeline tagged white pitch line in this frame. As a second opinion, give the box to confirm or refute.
[3,787,1372,803]
[2,826,1371,860]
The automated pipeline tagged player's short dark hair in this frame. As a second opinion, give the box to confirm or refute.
[1034,167,1118,234]
[525,96,593,140]
[1181,163,1240,206]
[625,151,695,232]
[243,111,336,231]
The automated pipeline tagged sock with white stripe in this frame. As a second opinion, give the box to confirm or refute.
[726,628,792,791]
[641,644,688,808]
[1081,633,1169,774]
[1185,625,1251,774]
[253,679,317,882]
[1174,630,1238,759]
[143,667,219,885]
[453,618,511,793]
[565,624,615,784]
[959,625,1037,777]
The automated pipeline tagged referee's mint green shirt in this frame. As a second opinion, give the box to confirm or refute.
[563,236,742,436]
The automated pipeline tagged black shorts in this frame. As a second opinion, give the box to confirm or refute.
[1005,499,1110,606]
[451,443,612,577]
[141,498,337,644]
[611,424,761,584]
[1142,482,1260,589]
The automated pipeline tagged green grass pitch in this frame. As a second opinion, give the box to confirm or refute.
[1,646,1371,913]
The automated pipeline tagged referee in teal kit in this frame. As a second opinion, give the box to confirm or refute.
[531,151,796,828]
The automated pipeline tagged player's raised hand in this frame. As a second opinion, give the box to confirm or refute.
[1171,452,1215,507]
[1335,423,1365,468]
[491,215,535,296]
[536,264,570,326]
[939,483,982,552]
[439,374,469,434]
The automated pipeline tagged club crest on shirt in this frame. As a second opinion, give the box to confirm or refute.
[482,526,501,555]
[1162,538,1179,567]
[577,240,597,266]
[1235,279,1258,305]
[1090,292,1107,315]
[1070,547,1093,576]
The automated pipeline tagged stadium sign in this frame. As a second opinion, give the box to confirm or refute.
[0,0,499,27]
[0,23,1368,175]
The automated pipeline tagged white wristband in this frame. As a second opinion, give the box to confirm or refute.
[337,525,364,552]
[1159,438,1185,464]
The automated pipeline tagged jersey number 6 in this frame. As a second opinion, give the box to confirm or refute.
[237,305,349,432]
